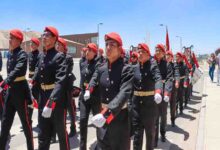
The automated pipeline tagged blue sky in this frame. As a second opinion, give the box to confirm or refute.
[0,0,219,54]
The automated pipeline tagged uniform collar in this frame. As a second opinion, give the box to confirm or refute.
[108,57,123,69]
[12,46,21,54]
[45,47,56,55]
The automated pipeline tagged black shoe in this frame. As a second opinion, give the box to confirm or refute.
[68,129,76,137]
[154,142,158,148]
[161,136,166,142]
[180,110,183,115]
[171,120,175,127]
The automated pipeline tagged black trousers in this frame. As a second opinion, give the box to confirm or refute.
[0,83,34,150]
[79,95,100,150]
[155,100,168,143]
[132,95,158,150]
[185,84,190,106]
[38,106,70,150]
[67,91,76,131]
[177,80,185,112]
[96,109,130,150]
[0,93,4,121]
[170,83,178,121]
[38,88,70,150]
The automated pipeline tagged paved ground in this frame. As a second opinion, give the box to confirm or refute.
[0,58,211,150]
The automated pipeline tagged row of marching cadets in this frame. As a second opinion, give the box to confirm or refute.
[79,32,201,150]
[0,27,201,150]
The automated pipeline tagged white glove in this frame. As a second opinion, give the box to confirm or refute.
[84,90,90,101]
[154,93,162,104]
[164,96,169,102]
[28,104,34,109]
[42,106,53,118]
[91,114,106,128]
[189,76,192,84]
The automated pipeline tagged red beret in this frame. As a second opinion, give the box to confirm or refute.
[31,38,40,46]
[176,52,183,58]
[99,48,104,54]
[132,51,139,58]
[87,43,98,53]
[10,29,23,41]
[138,43,151,55]
[156,44,165,53]
[44,26,59,39]
[105,32,123,46]
[166,50,173,57]
[81,47,88,52]
[58,37,67,50]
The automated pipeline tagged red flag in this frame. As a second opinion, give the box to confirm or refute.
[166,27,170,51]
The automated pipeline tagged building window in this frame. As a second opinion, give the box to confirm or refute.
[91,36,98,44]
[68,46,76,54]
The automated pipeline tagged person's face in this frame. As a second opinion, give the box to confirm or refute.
[86,49,96,60]
[176,55,182,62]
[155,48,165,59]
[30,42,38,51]
[42,31,56,50]
[138,49,150,63]
[131,56,138,62]
[56,42,65,53]
[9,35,21,50]
[166,54,173,63]
[105,40,121,62]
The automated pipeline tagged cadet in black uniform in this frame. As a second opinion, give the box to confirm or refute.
[183,54,192,107]
[88,32,133,150]
[154,44,173,144]
[176,52,189,114]
[166,50,180,127]
[0,29,34,150]
[57,37,77,137]
[132,43,163,150]
[0,51,3,121]
[80,43,101,150]
[28,37,40,125]
[130,51,139,65]
[32,26,70,150]
[98,48,106,64]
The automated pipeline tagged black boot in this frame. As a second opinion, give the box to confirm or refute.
[161,135,166,142]
[171,118,175,127]
[161,131,166,142]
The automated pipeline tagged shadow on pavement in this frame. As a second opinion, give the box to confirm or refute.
[177,112,196,121]
[167,124,190,141]
[156,137,184,150]
[190,95,202,101]
[185,106,200,114]
[69,134,80,149]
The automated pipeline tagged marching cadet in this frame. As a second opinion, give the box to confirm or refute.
[28,37,40,125]
[79,43,101,150]
[79,47,88,109]
[80,47,88,72]
[176,52,189,114]
[87,32,133,150]
[132,43,163,150]
[98,48,106,64]
[31,26,70,150]
[130,51,139,65]
[154,44,173,144]
[182,55,192,107]
[56,37,77,137]
[165,50,180,127]
[0,29,34,150]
